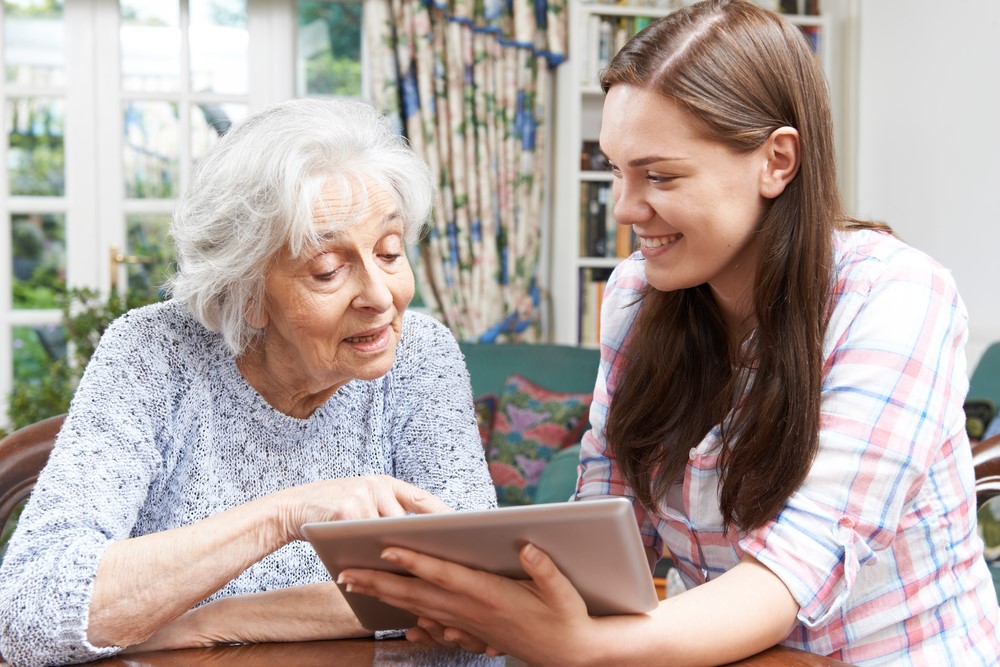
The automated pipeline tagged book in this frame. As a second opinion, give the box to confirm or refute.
[615,223,636,258]
[579,267,616,346]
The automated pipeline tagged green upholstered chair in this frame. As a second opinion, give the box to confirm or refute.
[533,443,582,505]
[970,343,1000,408]
[459,342,600,506]
[458,342,601,399]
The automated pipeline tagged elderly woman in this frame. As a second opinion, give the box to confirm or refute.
[0,98,496,666]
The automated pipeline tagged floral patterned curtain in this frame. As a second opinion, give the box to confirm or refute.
[369,0,566,342]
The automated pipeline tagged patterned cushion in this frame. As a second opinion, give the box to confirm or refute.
[486,374,592,505]
[473,393,499,447]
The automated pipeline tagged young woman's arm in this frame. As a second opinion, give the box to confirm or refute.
[339,545,798,667]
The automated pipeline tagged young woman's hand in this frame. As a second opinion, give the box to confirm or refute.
[338,542,599,667]
[340,550,800,667]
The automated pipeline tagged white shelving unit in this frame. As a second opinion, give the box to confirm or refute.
[547,0,853,346]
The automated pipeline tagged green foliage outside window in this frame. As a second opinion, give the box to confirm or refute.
[306,53,362,98]
[1,285,159,560]
[298,1,362,97]
[5,287,162,433]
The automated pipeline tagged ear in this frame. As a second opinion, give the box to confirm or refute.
[245,300,269,329]
[758,126,800,199]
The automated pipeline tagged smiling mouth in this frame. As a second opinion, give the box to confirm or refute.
[640,234,683,249]
[345,327,386,343]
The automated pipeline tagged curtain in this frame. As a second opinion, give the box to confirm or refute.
[369,0,566,343]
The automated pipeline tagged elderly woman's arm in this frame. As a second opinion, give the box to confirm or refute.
[88,475,447,648]
[126,583,365,652]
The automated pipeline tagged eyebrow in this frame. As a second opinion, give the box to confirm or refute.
[625,156,688,167]
[315,212,404,243]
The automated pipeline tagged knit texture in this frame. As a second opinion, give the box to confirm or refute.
[0,301,496,666]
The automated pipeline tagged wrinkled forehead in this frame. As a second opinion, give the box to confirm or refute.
[311,174,397,224]
[281,172,405,260]
[289,176,400,250]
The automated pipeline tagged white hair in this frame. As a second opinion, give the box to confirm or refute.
[167,98,434,356]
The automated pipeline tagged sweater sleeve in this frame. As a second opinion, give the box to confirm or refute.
[385,313,498,512]
[0,310,168,667]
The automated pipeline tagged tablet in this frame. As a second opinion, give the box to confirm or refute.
[301,497,659,631]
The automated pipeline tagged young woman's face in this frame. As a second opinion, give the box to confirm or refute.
[600,85,771,322]
[254,180,414,395]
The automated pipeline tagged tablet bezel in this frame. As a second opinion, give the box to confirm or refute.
[301,497,659,631]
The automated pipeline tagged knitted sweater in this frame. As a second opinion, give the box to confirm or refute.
[0,301,497,667]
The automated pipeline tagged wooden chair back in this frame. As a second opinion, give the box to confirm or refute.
[0,414,64,529]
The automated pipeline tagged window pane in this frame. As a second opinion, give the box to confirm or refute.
[12,324,66,384]
[123,101,179,199]
[126,213,175,296]
[190,0,248,94]
[296,1,363,97]
[120,0,180,92]
[11,212,66,310]
[5,97,65,196]
[191,102,246,164]
[3,0,66,86]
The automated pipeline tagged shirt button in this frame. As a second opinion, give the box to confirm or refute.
[689,448,698,460]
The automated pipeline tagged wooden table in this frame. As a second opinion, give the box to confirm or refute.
[72,638,855,666]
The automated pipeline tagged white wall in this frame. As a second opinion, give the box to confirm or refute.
[854,0,1000,372]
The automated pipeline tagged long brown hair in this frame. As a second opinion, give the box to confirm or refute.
[603,0,858,531]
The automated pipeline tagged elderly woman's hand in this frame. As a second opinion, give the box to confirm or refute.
[277,475,453,543]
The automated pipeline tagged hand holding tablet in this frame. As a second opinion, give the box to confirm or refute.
[301,497,659,631]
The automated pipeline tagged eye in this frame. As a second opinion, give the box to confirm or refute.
[310,252,346,282]
[646,173,676,185]
[377,233,406,265]
[607,161,622,177]
[315,267,344,281]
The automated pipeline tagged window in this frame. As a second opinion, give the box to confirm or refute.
[0,0,370,427]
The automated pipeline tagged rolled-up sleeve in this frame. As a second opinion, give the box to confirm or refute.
[740,242,970,627]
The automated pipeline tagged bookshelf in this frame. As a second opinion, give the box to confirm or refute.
[548,0,848,347]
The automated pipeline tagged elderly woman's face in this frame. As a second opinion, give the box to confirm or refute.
[254,181,414,395]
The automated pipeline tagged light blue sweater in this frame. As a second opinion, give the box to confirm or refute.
[0,301,496,666]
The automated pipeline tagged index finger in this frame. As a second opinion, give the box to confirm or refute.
[378,477,453,516]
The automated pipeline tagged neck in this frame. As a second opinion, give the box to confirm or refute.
[236,347,343,419]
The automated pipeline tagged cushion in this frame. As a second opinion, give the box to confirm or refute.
[533,443,582,504]
[486,374,591,505]
[473,393,499,447]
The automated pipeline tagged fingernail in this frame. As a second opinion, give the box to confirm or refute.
[522,543,539,564]
[337,574,353,586]
[381,549,398,562]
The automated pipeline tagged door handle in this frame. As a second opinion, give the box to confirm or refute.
[109,244,152,291]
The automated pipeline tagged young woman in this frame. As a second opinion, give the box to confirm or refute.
[338,1,1000,664]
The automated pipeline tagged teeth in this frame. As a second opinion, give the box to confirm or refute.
[640,234,681,249]
[346,332,380,343]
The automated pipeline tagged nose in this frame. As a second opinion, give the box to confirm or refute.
[612,178,654,227]
[352,260,393,313]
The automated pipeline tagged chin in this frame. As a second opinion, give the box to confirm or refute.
[357,351,398,381]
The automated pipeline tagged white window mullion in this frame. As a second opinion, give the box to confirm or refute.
[63,0,99,291]
[94,0,124,294]
[248,0,295,110]
[0,0,10,423]
[179,0,193,193]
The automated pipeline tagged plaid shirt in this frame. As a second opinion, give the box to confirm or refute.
[577,228,1000,665]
